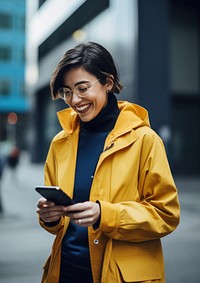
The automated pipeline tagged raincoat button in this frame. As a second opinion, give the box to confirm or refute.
[94,239,99,245]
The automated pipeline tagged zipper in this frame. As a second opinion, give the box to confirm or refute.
[103,128,133,152]
[103,142,114,152]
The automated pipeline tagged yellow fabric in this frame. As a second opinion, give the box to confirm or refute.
[40,101,180,283]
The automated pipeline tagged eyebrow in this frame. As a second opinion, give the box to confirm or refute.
[63,80,91,88]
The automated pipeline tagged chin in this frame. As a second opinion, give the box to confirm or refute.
[79,113,96,122]
[79,115,91,122]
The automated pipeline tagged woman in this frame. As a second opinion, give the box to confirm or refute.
[36,42,180,283]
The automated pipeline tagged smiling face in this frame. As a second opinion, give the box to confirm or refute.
[62,66,113,122]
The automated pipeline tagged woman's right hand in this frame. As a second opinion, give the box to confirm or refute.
[36,197,66,223]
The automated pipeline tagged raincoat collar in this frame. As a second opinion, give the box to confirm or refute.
[57,100,150,136]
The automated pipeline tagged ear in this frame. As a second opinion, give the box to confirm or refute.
[106,75,114,92]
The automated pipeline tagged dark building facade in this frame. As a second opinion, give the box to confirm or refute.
[26,0,200,176]
[138,0,200,175]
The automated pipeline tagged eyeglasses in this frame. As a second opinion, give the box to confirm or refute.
[57,79,100,101]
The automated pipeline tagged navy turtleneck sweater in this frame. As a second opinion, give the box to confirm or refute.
[61,93,120,269]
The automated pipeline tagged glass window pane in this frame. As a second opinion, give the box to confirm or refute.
[0,13,12,28]
[20,15,25,30]
[0,80,11,95]
[0,46,11,61]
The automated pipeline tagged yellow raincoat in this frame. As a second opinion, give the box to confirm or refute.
[40,101,180,283]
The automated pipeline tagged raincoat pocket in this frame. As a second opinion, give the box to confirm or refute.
[114,254,161,282]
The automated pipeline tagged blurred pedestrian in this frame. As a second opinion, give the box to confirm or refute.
[7,146,20,180]
[0,154,6,181]
[0,154,7,213]
[36,42,180,283]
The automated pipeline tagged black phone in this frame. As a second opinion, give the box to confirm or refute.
[35,186,75,206]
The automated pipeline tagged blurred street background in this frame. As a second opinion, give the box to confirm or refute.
[0,0,200,282]
[0,152,53,283]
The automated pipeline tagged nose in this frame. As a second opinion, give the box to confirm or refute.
[70,92,82,104]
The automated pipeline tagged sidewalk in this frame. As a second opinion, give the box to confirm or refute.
[0,151,54,283]
[0,151,199,283]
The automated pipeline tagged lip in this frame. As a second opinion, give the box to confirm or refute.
[75,103,91,114]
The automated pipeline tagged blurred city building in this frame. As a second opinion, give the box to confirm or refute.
[26,0,200,176]
[0,0,29,150]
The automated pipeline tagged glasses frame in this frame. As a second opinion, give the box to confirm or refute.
[57,79,100,101]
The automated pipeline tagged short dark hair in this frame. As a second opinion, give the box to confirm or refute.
[50,42,124,99]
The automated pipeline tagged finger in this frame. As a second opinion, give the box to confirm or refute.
[64,201,92,214]
[37,205,66,216]
[39,208,65,222]
[74,217,94,227]
[41,212,64,223]
[37,199,56,208]
[66,202,98,220]
[37,198,47,208]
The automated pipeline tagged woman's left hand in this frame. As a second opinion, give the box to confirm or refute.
[63,201,100,227]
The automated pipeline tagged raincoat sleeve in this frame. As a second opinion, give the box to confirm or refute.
[98,130,180,242]
[39,140,65,235]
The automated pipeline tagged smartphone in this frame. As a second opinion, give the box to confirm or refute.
[35,186,75,206]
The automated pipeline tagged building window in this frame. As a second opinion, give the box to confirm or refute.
[21,47,25,62]
[0,13,12,29]
[0,46,12,61]
[20,15,25,30]
[21,81,26,96]
[0,80,11,96]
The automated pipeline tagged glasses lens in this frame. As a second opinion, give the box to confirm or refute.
[58,88,71,100]
[75,84,89,97]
